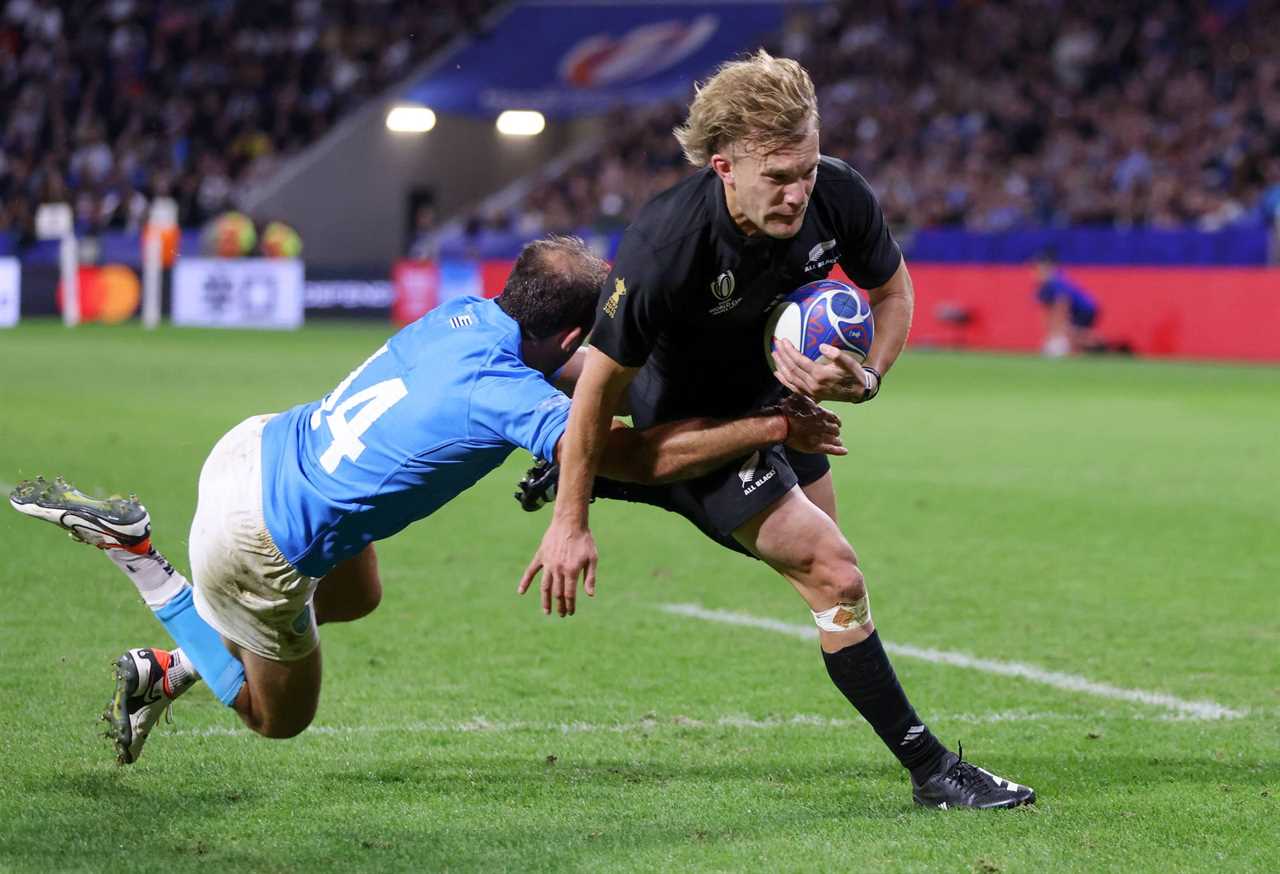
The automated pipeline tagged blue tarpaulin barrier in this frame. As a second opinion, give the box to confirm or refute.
[403,1,802,118]
[903,227,1270,265]
[438,225,1272,266]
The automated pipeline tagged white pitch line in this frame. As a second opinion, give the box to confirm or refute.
[660,603,1245,721]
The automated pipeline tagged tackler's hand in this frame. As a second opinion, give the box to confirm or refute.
[771,395,847,456]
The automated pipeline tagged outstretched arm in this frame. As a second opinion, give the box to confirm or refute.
[519,348,635,617]
[593,396,845,485]
[1045,296,1069,336]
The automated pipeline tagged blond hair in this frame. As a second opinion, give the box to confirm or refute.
[674,49,818,166]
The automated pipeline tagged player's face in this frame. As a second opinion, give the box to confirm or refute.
[725,126,820,239]
[525,325,588,377]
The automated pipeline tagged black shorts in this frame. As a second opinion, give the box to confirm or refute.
[594,445,830,559]
[606,366,832,557]
[1071,309,1098,329]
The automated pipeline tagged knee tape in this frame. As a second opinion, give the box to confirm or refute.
[812,594,871,632]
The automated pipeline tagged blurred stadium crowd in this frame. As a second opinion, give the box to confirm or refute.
[0,0,492,242]
[3,0,1278,250]
[482,0,1280,239]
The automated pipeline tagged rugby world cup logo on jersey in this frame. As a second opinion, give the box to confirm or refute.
[711,271,735,301]
[805,238,840,273]
[708,270,740,315]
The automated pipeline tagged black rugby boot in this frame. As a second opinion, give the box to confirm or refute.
[911,746,1036,809]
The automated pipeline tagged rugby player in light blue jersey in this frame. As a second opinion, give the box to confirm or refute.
[10,235,845,764]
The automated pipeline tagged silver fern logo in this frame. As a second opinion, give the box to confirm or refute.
[805,239,839,271]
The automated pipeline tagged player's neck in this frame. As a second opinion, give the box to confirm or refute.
[520,334,571,378]
[722,181,762,237]
[520,338,554,377]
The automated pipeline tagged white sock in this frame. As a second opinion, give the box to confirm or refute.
[104,546,188,609]
[167,648,199,696]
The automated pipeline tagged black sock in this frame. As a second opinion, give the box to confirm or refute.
[822,630,948,783]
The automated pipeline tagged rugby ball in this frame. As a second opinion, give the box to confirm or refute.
[764,279,874,370]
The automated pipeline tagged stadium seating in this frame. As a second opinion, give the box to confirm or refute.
[461,0,1280,240]
[0,0,497,242]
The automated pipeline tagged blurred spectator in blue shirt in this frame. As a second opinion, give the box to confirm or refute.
[1033,250,1099,357]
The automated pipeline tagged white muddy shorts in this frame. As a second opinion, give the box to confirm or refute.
[189,414,320,662]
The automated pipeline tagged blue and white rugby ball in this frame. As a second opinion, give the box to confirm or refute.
[764,279,874,370]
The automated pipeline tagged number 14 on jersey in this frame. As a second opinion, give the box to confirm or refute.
[309,343,408,474]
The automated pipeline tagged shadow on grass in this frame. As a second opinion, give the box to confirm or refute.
[287,750,1276,870]
[8,760,898,873]
[324,753,903,797]
[51,768,264,807]
[6,747,1272,872]
[320,749,1278,792]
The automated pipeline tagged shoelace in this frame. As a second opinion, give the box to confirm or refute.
[942,743,981,790]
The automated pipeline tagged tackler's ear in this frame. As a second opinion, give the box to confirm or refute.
[559,325,584,353]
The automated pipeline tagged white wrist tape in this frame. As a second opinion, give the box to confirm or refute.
[812,596,871,632]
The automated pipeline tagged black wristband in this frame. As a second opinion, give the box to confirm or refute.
[855,366,881,404]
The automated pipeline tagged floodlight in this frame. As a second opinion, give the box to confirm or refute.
[496,111,545,136]
[386,106,437,133]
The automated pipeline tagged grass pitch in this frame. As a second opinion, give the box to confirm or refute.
[1,321,1277,873]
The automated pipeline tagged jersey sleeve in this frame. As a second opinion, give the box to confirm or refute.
[827,158,903,290]
[470,360,571,462]
[587,230,675,367]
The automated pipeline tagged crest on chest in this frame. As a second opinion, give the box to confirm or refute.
[804,238,840,273]
[707,270,741,315]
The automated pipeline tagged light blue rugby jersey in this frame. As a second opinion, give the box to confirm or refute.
[259,296,570,578]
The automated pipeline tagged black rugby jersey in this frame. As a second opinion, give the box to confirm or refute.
[590,156,902,422]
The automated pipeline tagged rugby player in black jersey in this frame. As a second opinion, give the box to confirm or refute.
[519,50,1035,809]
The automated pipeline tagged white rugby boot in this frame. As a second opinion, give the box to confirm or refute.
[9,476,152,553]
[103,648,195,765]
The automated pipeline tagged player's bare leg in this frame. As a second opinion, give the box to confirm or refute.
[735,485,871,650]
[225,642,322,739]
[223,545,380,738]
[735,485,1034,809]
[799,470,838,524]
[315,544,382,624]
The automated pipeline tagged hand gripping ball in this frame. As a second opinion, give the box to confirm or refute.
[764,279,874,369]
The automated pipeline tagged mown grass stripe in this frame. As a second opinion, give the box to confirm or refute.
[164,710,1091,738]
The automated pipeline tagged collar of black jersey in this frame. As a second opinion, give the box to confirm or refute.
[705,168,793,253]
